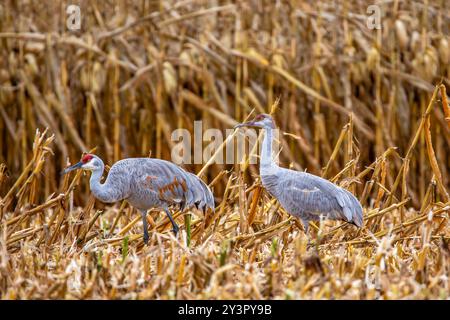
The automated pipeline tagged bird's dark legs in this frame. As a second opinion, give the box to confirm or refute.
[140,210,149,244]
[302,220,322,251]
[302,219,309,236]
[164,208,179,235]
[302,219,313,248]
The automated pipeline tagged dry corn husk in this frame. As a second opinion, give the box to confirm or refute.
[395,20,408,50]
[92,62,106,93]
[8,52,18,70]
[438,37,449,65]
[0,80,14,105]
[179,50,193,83]
[412,47,438,82]
[24,53,39,76]
[162,61,177,94]
[366,47,379,72]
[0,69,9,83]
[409,31,421,52]
[79,62,106,92]
[24,42,45,53]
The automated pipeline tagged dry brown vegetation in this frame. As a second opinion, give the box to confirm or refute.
[0,0,449,299]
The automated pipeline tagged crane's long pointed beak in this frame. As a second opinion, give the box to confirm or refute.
[61,161,83,175]
[234,121,256,129]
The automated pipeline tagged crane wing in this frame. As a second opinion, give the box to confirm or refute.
[275,171,363,226]
[130,158,213,212]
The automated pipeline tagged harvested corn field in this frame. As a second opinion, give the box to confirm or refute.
[0,0,449,299]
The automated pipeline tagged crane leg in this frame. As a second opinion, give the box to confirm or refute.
[301,219,313,247]
[164,208,179,235]
[301,219,309,235]
[140,210,149,244]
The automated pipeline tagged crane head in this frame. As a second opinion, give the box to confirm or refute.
[62,154,101,174]
[234,113,275,130]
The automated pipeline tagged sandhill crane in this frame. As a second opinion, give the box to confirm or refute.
[63,154,215,244]
[235,114,363,235]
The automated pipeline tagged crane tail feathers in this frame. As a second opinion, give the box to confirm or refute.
[338,188,364,227]
[348,194,363,227]
[183,173,215,213]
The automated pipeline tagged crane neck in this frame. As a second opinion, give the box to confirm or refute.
[89,164,104,191]
[260,127,278,172]
[88,161,113,203]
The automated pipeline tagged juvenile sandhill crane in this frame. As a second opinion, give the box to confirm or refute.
[63,154,214,244]
[235,114,363,235]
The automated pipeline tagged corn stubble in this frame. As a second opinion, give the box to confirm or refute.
[0,1,449,299]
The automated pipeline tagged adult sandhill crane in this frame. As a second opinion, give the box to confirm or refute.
[235,114,363,235]
[63,154,214,244]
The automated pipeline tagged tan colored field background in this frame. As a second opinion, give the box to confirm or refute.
[0,0,449,299]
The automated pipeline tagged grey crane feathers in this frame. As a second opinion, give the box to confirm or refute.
[99,157,213,212]
[272,170,363,228]
[184,172,215,213]
[63,154,214,243]
[235,113,364,233]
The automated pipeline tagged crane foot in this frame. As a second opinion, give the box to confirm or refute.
[143,232,149,245]
[163,208,179,236]
[172,224,179,236]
